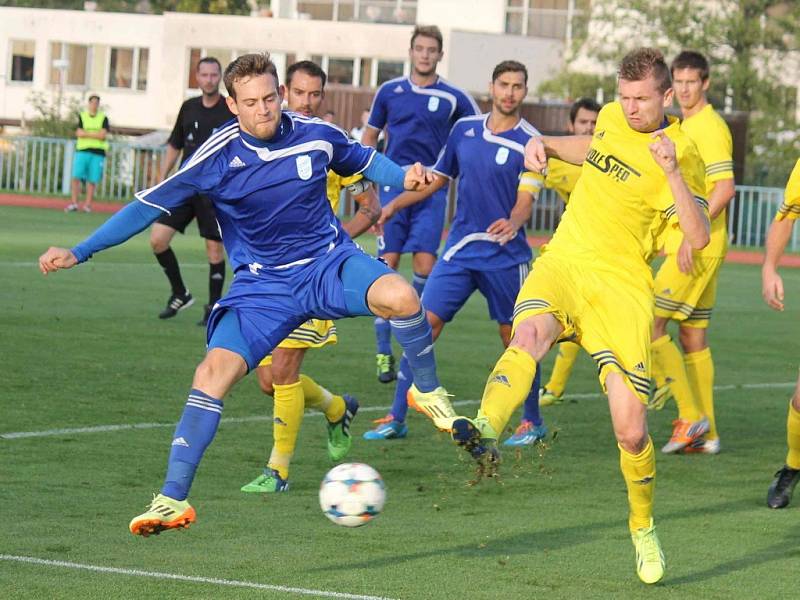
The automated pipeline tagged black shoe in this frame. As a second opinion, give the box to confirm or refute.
[767,465,800,509]
[158,291,194,319]
[197,304,212,326]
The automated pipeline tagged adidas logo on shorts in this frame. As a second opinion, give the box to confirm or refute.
[229,155,246,168]
[465,128,475,137]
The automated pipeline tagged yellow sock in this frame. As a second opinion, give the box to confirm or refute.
[480,346,537,435]
[685,347,716,439]
[619,437,656,532]
[786,403,800,470]
[545,341,580,396]
[651,334,701,422]
[268,381,304,479]
[300,374,344,422]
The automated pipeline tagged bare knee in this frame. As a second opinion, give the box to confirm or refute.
[678,326,707,353]
[150,226,174,254]
[508,317,559,362]
[368,274,420,319]
[616,427,649,454]
[256,365,274,396]
[652,317,668,339]
[191,348,247,398]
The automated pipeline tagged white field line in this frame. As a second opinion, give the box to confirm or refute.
[0,555,398,600]
[2,382,795,441]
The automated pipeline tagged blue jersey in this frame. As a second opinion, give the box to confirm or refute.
[433,113,541,269]
[367,76,480,167]
[135,113,375,272]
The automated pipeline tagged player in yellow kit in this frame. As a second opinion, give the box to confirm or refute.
[764,158,800,508]
[241,61,382,493]
[651,52,736,455]
[504,98,600,446]
[450,49,710,584]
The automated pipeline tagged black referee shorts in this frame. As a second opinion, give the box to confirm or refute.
[156,194,222,241]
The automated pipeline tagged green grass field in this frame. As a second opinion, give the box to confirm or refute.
[2,205,799,599]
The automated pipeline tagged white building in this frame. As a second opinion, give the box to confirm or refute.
[0,2,579,131]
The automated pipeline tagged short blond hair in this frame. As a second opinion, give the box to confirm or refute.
[223,53,279,100]
[619,47,671,93]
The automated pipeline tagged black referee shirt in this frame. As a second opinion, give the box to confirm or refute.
[167,95,235,164]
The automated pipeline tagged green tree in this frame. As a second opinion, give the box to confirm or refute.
[26,92,84,139]
[540,0,800,185]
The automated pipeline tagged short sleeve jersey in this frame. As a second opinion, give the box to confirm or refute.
[663,103,734,257]
[167,95,235,164]
[544,102,708,287]
[776,158,800,221]
[433,114,541,269]
[367,76,480,167]
[544,158,582,204]
[136,113,375,271]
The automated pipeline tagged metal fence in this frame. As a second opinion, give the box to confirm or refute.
[0,136,165,201]
[1,135,796,252]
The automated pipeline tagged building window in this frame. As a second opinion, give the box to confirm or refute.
[504,0,588,42]
[49,42,89,87]
[108,47,149,90]
[187,48,246,89]
[296,0,417,24]
[328,57,356,85]
[376,60,404,85]
[10,40,35,82]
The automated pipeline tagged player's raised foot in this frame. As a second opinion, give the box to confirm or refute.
[767,465,800,509]
[406,389,424,414]
[539,388,563,407]
[647,382,673,411]
[327,395,359,461]
[197,304,212,327]
[129,493,196,537]
[158,291,194,319]
[409,384,456,431]
[451,416,500,477]
[64,203,78,212]
[241,469,290,493]
[503,419,548,447]
[363,415,408,440]
[660,416,709,454]
[680,437,721,455]
[376,353,396,383]
[631,519,665,584]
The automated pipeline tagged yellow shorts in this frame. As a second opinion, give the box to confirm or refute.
[258,319,337,367]
[513,253,653,402]
[653,255,724,328]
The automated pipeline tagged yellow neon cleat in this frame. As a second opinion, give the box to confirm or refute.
[631,520,665,584]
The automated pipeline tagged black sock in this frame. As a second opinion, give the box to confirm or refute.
[155,248,186,296]
[209,260,226,305]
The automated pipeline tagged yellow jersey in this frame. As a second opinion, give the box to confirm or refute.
[545,158,582,204]
[663,103,733,257]
[326,172,363,214]
[543,101,707,288]
[776,158,800,221]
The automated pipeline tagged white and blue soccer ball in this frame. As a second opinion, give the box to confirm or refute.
[319,462,386,527]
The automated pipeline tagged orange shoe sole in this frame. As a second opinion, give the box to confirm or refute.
[130,507,196,537]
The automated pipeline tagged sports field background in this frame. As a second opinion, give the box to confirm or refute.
[2,205,799,599]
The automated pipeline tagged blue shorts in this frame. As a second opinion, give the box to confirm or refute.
[206,241,392,370]
[423,260,531,324]
[377,184,446,256]
[72,151,105,184]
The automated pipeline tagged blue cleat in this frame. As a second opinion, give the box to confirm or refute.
[503,420,548,447]
[363,415,408,440]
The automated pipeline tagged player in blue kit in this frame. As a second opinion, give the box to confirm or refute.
[362,25,480,384]
[38,53,457,536]
[363,61,546,442]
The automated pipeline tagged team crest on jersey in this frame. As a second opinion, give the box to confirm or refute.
[427,96,440,112]
[495,147,510,165]
[296,155,313,180]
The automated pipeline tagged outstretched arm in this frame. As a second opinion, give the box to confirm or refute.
[343,182,381,238]
[525,135,592,172]
[378,174,449,225]
[39,201,164,274]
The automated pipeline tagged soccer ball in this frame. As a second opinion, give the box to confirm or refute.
[319,462,386,527]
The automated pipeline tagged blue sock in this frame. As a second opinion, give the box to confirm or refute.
[390,355,413,422]
[522,366,543,426]
[412,272,428,297]
[374,317,392,356]
[390,307,439,393]
[161,389,223,501]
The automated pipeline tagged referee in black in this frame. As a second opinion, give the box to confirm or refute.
[149,56,234,325]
